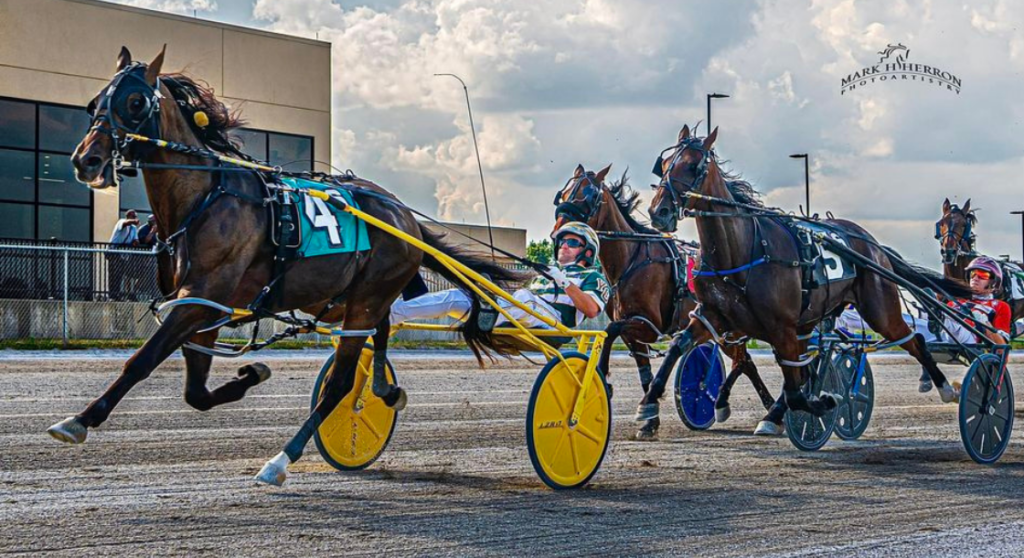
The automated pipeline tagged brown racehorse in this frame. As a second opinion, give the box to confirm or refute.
[552,164,774,439]
[49,46,521,485]
[935,198,1024,327]
[642,125,972,433]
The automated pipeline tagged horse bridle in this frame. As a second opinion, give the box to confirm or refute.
[934,208,975,265]
[553,170,604,223]
[86,63,165,180]
[651,136,710,221]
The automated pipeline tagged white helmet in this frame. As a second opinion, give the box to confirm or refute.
[552,221,600,266]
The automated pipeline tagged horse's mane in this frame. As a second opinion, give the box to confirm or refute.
[605,170,661,234]
[714,158,765,208]
[160,73,250,159]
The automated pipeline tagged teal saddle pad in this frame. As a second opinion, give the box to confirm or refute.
[278,177,371,258]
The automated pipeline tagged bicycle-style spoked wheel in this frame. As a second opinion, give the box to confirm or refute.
[312,344,399,471]
[959,353,1014,464]
[674,343,725,430]
[833,349,874,441]
[785,356,841,452]
[526,352,612,490]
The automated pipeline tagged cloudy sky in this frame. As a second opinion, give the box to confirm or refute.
[111,0,1024,265]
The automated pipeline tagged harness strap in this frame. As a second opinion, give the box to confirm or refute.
[688,307,748,346]
[693,257,767,277]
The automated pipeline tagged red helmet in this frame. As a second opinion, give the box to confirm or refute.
[966,256,1003,288]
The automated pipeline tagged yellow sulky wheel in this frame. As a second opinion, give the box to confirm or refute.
[526,352,612,490]
[312,344,399,471]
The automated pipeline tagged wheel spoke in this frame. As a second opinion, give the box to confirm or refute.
[545,379,570,415]
[357,412,383,441]
[576,423,603,444]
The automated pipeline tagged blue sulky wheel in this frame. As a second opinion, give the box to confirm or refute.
[833,349,874,441]
[674,342,726,430]
[785,356,841,452]
[959,353,1014,464]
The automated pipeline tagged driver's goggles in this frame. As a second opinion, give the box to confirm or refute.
[970,270,992,281]
[559,238,586,249]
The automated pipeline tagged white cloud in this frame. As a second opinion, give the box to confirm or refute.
[112,0,218,14]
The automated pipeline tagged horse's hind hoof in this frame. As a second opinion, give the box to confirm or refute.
[255,452,290,487]
[939,382,960,404]
[753,420,784,437]
[239,362,272,384]
[47,417,87,444]
[821,391,843,409]
[715,405,732,424]
[634,403,659,422]
[384,387,407,411]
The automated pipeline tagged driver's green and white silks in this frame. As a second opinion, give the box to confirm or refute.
[279,177,371,258]
[527,264,610,327]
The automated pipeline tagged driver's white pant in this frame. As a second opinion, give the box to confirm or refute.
[836,308,978,344]
[390,288,560,329]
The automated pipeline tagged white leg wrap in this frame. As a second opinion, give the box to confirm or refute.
[255,451,292,487]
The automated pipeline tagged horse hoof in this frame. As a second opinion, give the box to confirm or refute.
[822,391,843,409]
[633,427,659,441]
[386,387,408,411]
[939,382,960,404]
[240,362,272,384]
[753,420,784,437]
[47,417,87,444]
[254,452,290,487]
[715,405,731,424]
[919,378,934,393]
[634,403,659,422]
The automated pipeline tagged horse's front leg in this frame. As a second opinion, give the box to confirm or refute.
[634,321,707,424]
[47,304,221,444]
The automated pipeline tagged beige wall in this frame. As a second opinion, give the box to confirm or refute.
[423,222,527,262]
[0,0,331,241]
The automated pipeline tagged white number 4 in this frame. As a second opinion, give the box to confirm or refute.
[303,190,344,247]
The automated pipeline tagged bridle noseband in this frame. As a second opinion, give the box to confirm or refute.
[553,171,604,223]
[651,137,711,221]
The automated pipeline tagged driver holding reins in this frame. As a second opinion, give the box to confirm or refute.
[391,222,609,329]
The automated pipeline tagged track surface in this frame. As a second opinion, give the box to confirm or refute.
[3,353,1024,557]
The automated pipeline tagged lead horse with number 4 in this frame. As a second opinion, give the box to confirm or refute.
[640,125,973,435]
[47,46,522,480]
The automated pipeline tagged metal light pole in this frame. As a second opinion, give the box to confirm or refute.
[434,73,495,260]
[1011,210,1024,261]
[706,93,730,137]
[789,153,810,215]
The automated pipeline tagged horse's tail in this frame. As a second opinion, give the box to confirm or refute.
[417,223,531,364]
[881,245,973,299]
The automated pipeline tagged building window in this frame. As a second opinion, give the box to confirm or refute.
[118,174,150,216]
[0,97,93,242]
[234,128,314,172]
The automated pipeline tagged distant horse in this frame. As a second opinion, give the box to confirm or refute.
[935,197,1024,327]
[641,125,971,433]
[552,164,774,439]
[49,46,521,485]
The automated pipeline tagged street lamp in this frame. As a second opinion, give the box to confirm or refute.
[434,73,495,260]
[789,153,810,216]
[706,93,730,137]
[1011,210,1024,261]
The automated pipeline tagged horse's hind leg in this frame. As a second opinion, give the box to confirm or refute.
[256,332,366,486]
[855,280,956,403]
[716,345,773,424]
[370,317,406,410]
[182,330,272,412]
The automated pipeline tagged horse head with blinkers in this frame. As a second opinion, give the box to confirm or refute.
[935,198,976,266]
[648,124,717,233]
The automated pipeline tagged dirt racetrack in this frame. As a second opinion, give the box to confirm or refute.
[2,351,1024,557]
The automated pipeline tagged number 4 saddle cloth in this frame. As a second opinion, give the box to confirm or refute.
[271,177,372,258]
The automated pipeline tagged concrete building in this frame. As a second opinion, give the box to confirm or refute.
[0,0,332,243]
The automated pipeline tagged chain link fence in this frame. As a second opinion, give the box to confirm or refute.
[0,239,542,347]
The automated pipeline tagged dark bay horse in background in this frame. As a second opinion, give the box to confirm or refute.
[552,164,774,439]
[641,125,972,433]
[935,198,1024,327]
[50,46,520,485]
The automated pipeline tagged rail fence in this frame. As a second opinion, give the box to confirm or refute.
[0,239,538,346]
